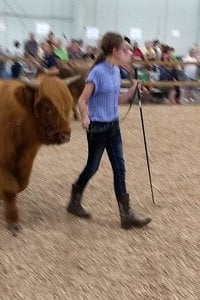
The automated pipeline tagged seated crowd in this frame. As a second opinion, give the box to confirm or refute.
[0,31,200,103]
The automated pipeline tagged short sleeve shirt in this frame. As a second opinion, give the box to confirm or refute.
[86,61,121,122]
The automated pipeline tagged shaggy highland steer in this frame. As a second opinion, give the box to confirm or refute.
[0,75,73,234]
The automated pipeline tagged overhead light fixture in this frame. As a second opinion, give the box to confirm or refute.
[85,27,99,40]
[171,30,180,38]
[129,28,142,40]
[35,22,50,36]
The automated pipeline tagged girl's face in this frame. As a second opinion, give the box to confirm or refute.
[112,41,132,65]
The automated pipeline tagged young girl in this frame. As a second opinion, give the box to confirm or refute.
[67,32,151,229]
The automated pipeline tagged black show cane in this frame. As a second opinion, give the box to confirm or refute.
[134,67,155,204]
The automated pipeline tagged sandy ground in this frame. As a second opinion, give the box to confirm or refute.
[0,105,200,300]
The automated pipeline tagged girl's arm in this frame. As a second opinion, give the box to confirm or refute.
[78,82,94,129]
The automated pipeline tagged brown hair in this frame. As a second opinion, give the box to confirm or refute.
[161,45,171,61]
[92,32,123,67]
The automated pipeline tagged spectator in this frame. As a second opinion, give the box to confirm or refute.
[46,31,57,48]
[153,40,162,59]
[24,32,38,58]
[171,47,177,61]
[68,39,84,59]
[159,46,180,104]
[142,41,156,61]
[54,38,69,62]
[78,39,84,52]
[132,42,144,60]
[11,40,23,78]
[83,45,96,60]
[182,48,198,80]
[40,42,59,76]
[0,45,5,78]
[182,48,198,102]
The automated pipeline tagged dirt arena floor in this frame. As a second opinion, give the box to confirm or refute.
[0,105,200,299]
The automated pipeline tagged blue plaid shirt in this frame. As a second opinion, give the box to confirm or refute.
[86,61,121,122]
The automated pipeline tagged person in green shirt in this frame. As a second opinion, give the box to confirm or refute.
[54,38,69,62]
[171,47,177,61]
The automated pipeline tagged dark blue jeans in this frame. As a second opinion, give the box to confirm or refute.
[75,121,126,197]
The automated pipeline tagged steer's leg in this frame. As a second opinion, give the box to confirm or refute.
[4,191,21,236]
[0,169,20,235]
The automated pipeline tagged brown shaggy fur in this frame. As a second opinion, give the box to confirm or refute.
[0,75,73,233]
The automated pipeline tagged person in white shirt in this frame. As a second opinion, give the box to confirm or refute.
[182,48,198,102]
[142,41,156,61]
[183,48,198,79]
[153,40,162,60]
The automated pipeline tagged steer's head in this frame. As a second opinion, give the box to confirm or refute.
[15,75,77,145]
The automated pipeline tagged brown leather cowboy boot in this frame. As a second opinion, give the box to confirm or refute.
[117,193,151,229]
[67,184,91,219]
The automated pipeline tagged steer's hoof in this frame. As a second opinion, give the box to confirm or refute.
[7,223,22,236]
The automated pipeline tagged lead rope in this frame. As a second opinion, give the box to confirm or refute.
[120,66,138,123]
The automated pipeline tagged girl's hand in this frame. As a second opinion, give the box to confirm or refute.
[82,116,90,130]
[130,79,141,93]
[130,79,141,89]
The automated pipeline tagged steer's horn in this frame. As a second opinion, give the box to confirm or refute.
[20,76,39,89]
[64,74,81,85]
